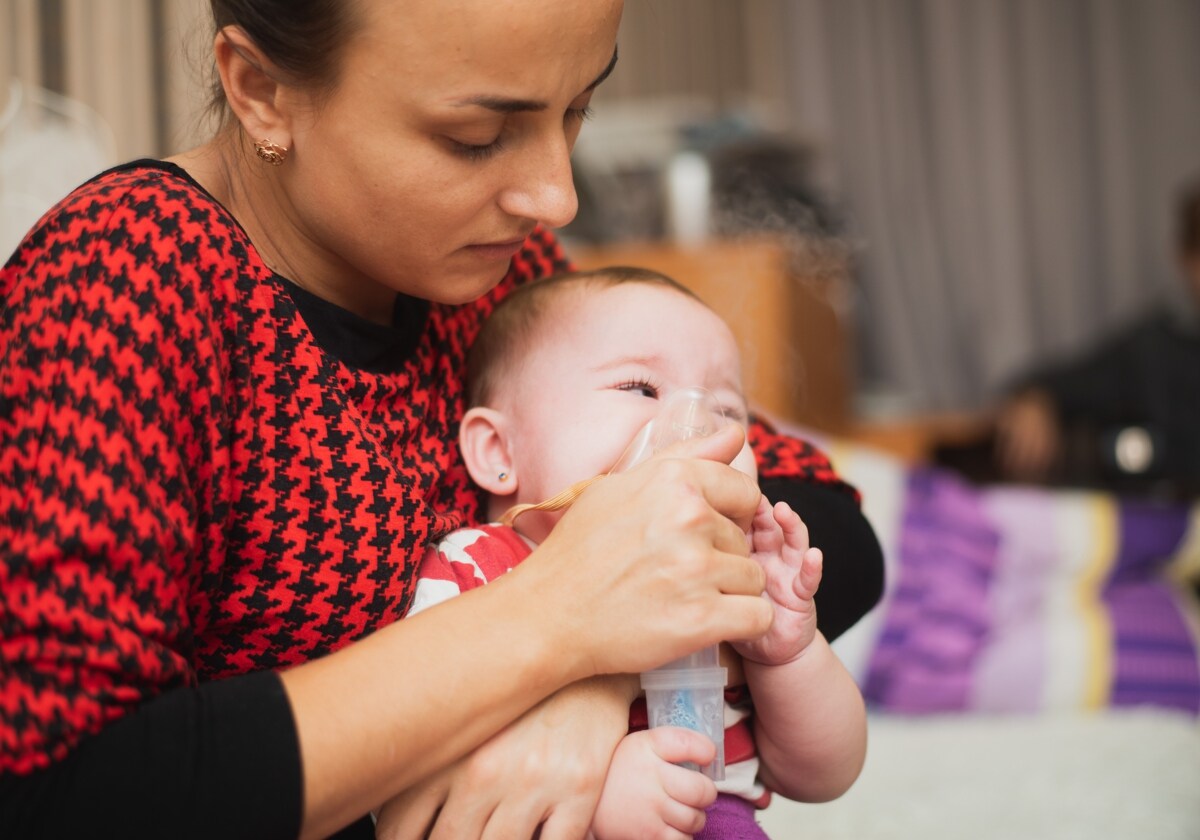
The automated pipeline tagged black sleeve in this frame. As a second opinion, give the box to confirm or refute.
[0,671,304,840]
[760,478,885,642]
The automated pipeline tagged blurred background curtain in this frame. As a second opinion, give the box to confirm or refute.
[774,0,1200,412]
[0,0,209,254]
[0,0,208,161]
[4,0,1199,415]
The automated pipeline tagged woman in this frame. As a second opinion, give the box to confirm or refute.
[0,1,883,837]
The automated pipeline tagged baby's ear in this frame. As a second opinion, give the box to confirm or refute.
[459,407,518,497]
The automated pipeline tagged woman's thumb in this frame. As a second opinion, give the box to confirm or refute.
[654,423,746,466]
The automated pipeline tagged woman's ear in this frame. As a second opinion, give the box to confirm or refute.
[213,26,293,150]
[460,407,518,497]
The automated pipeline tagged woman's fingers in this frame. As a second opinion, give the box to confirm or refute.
[373,774,449,840]
[652,425,762,531]
[653,422,745,466]
[474,801,544,840]
[427,788,494,840]
[518,425,776,675]
[535,811,599,840]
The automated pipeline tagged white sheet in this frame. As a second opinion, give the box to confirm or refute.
[757,708,1200,840]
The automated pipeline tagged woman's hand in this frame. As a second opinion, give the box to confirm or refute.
[509,424,772,679]
[590,728,718,840]
[374,675,636,840]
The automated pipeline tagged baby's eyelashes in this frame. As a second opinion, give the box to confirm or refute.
[614,378,660,399]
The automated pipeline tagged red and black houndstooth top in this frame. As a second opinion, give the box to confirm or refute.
[0,160,852,775]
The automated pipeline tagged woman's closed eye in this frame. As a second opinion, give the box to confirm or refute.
[447,105,594,162]
[448,136,505,162]
[565,104,594,126]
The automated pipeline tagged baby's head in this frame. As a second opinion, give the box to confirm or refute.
[461,266,755,542]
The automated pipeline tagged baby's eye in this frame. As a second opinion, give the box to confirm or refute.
[721,404,750,424]
[616,379,659,399]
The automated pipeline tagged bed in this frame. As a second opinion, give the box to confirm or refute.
[758,425,1200,840]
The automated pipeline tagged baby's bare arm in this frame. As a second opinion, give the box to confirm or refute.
[746,633,866,801]
[736,500,867,801]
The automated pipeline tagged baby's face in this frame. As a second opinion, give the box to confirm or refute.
[496,282,754,541]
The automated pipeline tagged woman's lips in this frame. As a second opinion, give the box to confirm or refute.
[463,237,528,261]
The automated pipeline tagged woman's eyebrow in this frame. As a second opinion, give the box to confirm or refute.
[451,46,619,114]
[587,45,620,92]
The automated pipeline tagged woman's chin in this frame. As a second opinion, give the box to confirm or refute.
[428,264,516,305]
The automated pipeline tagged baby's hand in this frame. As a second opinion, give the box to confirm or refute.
[731,497,823,666]
[590,728,717,840]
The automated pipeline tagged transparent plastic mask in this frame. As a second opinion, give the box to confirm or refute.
[499,386,731,527]
[608,385,730,475]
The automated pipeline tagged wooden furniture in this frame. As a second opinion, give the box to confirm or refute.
[570,236,854,433]
[847,411,995,464]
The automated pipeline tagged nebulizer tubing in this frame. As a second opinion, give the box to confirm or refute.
[501,387,730,779]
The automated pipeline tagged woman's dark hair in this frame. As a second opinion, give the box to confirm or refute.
[207,0,362,120]
[1179,177,1200,258]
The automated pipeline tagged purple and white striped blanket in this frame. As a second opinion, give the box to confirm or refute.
[818,436,1200,716]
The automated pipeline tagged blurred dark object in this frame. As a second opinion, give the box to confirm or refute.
[708,137,842,241]
[934,419,1200,502]
[707,136,851,280]
[566,163,668,245]
[979,177,1200,501]
[564,115,847,253]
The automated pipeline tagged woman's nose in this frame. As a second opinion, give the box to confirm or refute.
[498,133,579,229]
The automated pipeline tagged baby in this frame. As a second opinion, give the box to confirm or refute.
[407,267,865,839]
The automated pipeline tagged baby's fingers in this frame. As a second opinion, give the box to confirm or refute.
[650,728,718,835]
[659,769,716,838]
[774,501,812,561]
[793,547,824,600]
[647,725,717,771]
[749,495,783,555]
[658,762,717,811]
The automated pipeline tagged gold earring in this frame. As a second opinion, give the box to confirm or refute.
[498,471,510,482]
[254,139,289,166]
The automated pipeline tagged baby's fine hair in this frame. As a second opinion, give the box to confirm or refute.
[466,266,702,408]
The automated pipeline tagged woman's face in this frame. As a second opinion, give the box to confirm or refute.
[275,0,623,308]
